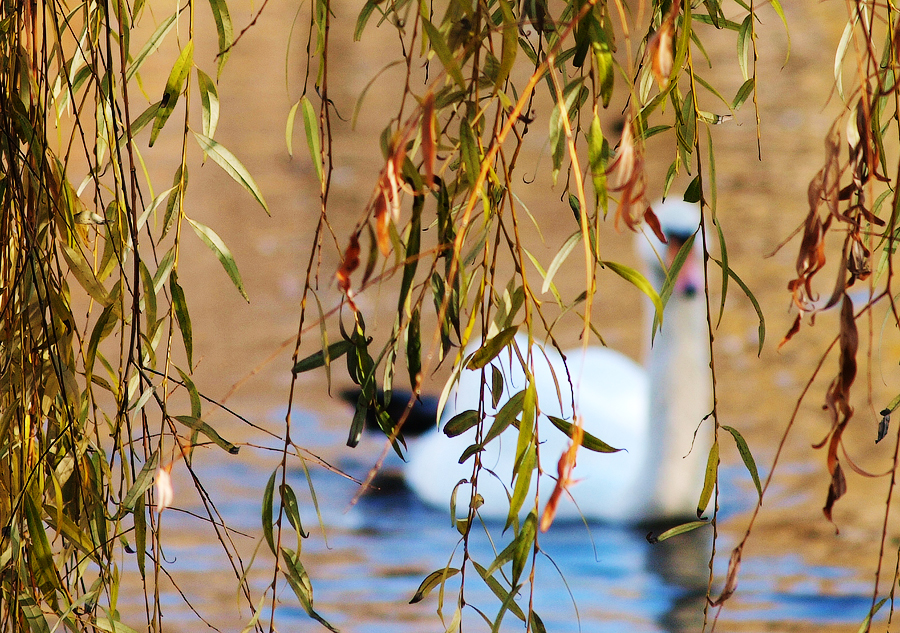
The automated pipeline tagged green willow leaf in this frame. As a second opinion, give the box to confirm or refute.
[354,0,378,41]
[443,409,480,437]
[19,596,51,633]
[286,99,299,157]
[731,77,755,111]
[471,561,526,621]
[292,340,355,374]
[714,219,729,327]
[262,470,277,554]
[711,256,765,354]
[421,18,466,88]
[602,260,663,323]
[24,494,61,596]
[737,15,751,82]
[409,567,461,604]
[722,425,762,501]
[542,231,580,295]
[650,519,709,543]
[61,243,111,306]
[300,96,323,183]
[126,13,177,81]
[169,271,193,367]
[206,0,233,77]
[122,451,160,512]
[697,440,719,517]
[197,68,219,141]
[546,416,622,453]
[192,132,270,215]
[150,40,193,146]
[496,0,517,89]
[467,327,519,369]
[187,217,249,301]
[281,547,339,632]
[485,390,525,444]
[173,415,239,454]
[281,483,309,539]
[162,165,187,238]
[588,113,608,213]
[856,598,888,633]
[175,366,202,418]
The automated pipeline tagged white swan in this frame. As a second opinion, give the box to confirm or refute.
[405,199,713,524]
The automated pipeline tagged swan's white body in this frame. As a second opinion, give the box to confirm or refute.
[406,199,713,524]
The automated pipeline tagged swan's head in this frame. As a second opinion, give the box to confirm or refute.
[636,198,704,295]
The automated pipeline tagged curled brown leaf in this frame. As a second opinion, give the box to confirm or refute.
[709,545,742,607]
[337,233,361,310]
[421,93,436,188]
[648,16,675,89]
[606,121,650,232]
[540,418,583,532]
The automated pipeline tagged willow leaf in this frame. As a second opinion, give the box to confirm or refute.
[697,440,719,517]
[151,40,193,146]
[206,0,233,77]
[602,260,663,323]
[187,217,248,301]
[722,425,762,501]
[173,415,239,454]
[192,132,270,215]
[197,68,219,142]
[409,567,461,604]
[300,96,323,183]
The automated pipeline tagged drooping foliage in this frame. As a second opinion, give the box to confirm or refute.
[6,0,900,630]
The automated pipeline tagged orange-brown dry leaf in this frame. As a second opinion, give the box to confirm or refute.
[337,233,361,310]
[374,191,391,257]
[421,93,436,188]
[606,121,649,232]
[709,545,742,607]
[818,295,857,527]
[540,420,583,532]
[648,21,674,89]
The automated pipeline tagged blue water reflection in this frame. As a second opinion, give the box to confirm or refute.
[152,407,885,632]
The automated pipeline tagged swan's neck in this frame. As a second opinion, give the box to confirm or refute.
[642,290,712,519]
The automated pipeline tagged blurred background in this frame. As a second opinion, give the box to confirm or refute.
[120,0,900,630]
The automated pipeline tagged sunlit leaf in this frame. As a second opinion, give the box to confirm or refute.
[547,416,622,453]
[173,415,239,454]
[731,77,755,111]
[722,425,762,501]
[169,271,193,367]
[409,567,461,604]
[421,18,465,88]
[602,260,663,322]
[542,231,580,295]
[300,96,323,183]
[197,68,220,142]
[466,327,519,369]
[126,13,177,81]
[206,0,233,77]
[192,132,270,215]
[187,217,249,301]
[61,243,110,306]
[150,40,193,146]
[122,451,160,512]
[697,440,719,517]
[649,519,709,543]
